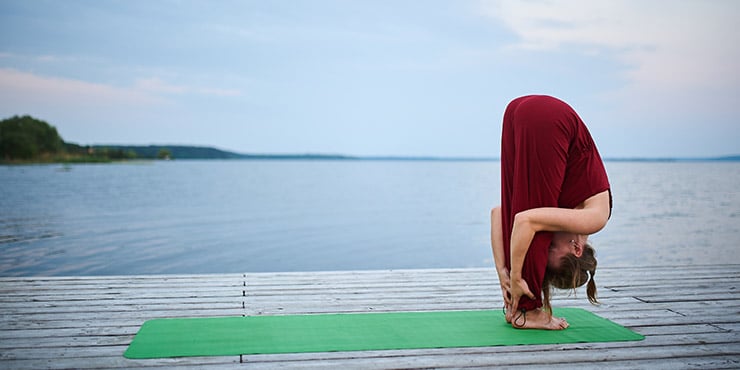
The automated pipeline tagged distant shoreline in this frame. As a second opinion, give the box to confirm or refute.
[80,145,740,162]
[6,116,737,165]
[3,143,739,164]
[219,155,740,162]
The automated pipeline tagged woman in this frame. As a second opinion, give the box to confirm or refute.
[490,95,611,330]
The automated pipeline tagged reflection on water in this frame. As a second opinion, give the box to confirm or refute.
[0,218,63,244]
[1,161,739,276]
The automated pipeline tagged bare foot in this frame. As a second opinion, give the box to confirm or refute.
[509,308,569,330]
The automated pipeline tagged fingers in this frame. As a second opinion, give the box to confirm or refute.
[525,288,536,300]
[506,289,519,322]
[501,286,512,305]
[510,298,519,320]
[516,278,535,300]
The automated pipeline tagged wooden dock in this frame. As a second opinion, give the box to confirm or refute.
[1,264,739,369]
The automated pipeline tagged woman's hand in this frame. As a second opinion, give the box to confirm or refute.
[490,206,512,310]
[497,267,511,308]
[509,276,536,319]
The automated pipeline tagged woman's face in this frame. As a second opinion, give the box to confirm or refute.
[548,232,579,270]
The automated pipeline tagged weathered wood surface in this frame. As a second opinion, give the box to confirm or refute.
[1,265,739,369]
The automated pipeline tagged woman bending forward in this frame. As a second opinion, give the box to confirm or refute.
[491,95,611,330]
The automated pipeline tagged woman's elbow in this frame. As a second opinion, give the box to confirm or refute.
[583,190,611,234]
[512,210,537,232]
[585,200,611,234]
[589,212,609,234]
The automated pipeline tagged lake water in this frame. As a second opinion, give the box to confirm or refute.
[1,160,739,276]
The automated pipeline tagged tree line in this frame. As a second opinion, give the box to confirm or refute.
[0,115,172,163]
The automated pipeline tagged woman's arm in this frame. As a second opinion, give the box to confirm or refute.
[509,190,610,312]
[490,207,511,306]
[514,190,610,235]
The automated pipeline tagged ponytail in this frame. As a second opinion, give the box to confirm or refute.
[586,267,598,305]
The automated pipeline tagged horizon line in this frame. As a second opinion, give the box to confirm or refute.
[83,144,740,162]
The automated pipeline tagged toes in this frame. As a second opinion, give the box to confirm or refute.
[556,316,569,329]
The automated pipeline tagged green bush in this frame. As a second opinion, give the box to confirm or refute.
[0,115,64,160]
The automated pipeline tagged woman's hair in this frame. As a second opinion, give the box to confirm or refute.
[542,243,598,313]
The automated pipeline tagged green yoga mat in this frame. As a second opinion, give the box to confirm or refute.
[124,308,643,359]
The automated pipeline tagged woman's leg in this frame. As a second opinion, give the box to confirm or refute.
[490,206,511,320]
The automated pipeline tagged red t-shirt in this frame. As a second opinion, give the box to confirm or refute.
[500,95,610,310]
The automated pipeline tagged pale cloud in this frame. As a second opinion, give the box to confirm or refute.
[135,77,189,95]
[35,54,81,63]
[0,68,163,107]
[0,68,242,113]
[0,51,98,66]
[135,77,242,97]
[480,0,740,92]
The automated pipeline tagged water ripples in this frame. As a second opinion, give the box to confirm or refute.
[1,161,739,276]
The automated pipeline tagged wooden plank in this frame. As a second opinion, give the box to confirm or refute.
[1,265,738,369]
[2,331,738,369]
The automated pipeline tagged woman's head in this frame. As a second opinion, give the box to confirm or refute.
[547,232,587,270]
[542,232,599,312]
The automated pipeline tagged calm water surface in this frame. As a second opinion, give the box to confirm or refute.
[1,160,739,276]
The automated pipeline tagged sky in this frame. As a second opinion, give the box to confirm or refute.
[0,0,738,158]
